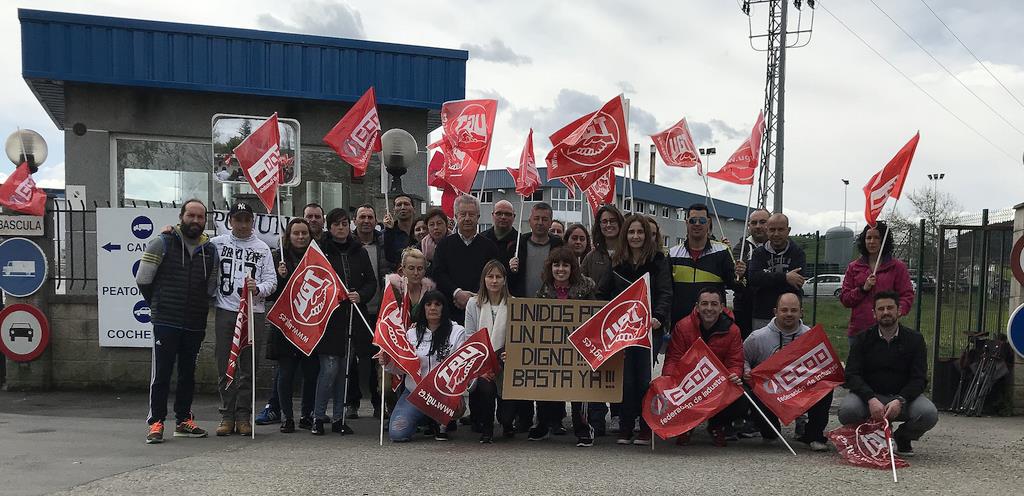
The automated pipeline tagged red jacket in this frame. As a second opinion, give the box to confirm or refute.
[663,308,744,378]
[839,256,914,336]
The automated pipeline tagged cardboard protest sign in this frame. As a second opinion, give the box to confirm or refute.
[502,298,623,402]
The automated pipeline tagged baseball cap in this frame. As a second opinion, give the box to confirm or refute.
[228,202,255,218]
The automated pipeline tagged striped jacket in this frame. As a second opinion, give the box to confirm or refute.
[667,239,737,325]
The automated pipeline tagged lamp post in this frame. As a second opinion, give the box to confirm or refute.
[841,179,849,228]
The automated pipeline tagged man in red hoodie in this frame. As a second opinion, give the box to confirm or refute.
[662,287,745,447]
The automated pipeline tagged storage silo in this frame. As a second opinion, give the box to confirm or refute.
[824,225,855,265]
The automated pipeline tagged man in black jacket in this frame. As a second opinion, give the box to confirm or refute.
[745,213,805,331]
[839,291,938,456]
[136,199,218,444]
[430,194,499,324]
[731,208,770,338]
[480,199,519,270]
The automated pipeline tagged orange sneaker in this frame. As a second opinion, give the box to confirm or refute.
[174,417,208,438]
[146,421,164,444]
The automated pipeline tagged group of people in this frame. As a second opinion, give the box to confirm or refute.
[139,193,938,457]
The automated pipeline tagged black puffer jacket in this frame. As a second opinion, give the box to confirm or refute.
[597,252,673,338]
[141,229,218,331]
[266,245,306,360]
[314,234,378,357]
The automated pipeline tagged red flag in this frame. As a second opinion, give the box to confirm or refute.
[440,185,458,219]
[707,111,765,185]
[749,325,845,425]
[323,87,382,177]
[434,138,481,194]
[225,283,253,387]
[267,242,346,356]
[583,167,615,213]
[545,95,630,191]
[506,129,542,197]
[651,117,702,168]
[568,273,652,371]
[829,419,910,470]
[233,113,282,212]
[407,329,500,424]
[0,162,47,216]
[863,132,920,227]
[642,339,744,439]
[427,150,448,189]
[441,99,497,168]
[373,279,420,382]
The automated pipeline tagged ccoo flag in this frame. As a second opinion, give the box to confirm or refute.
[749,325,845,425]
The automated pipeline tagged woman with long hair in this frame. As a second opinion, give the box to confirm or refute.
[646,215,666,255]
[464,260,512,442]
[563,223,592,263]
[598,214,673,446]
[384,290,467,442]
[839,221,914,343]
[530,247,597,447]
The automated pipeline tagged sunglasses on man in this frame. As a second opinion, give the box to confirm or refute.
[687,217,708,225]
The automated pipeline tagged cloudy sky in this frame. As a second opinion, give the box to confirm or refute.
[1,0,1022,233]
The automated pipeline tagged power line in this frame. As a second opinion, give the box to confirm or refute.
[867,0,1024,138]
[817,2,1017,163]
[917,0,1024,113]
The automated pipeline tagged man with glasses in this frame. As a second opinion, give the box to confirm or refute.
[668,203,739,327]
[481,199,519,271]
[430,194,499,324]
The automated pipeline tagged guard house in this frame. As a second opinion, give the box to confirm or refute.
[472,168,748,246]
[20,9,467,213]
[8,9,466,390]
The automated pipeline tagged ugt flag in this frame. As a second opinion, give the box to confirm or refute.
[583,167,615,213]
[707,111,765,185]
[323,86,382,177]
[407,329,499,424]
[546,95,630,191]
[643,339,744,439]
[0,162,47,215]
[829,419,909,470]
[863,132,920,227]
[749,325,845,425]
[267,241,346,356]
[225,281,253,387]
[651,117,702,168]
[433,99,497,194]
[506,129,542,197]
[568,273,652,371]
[233,113,282,212]
[373,278,420,382]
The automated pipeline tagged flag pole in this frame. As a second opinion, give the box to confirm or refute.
[738,175,757,262]
[884,419,899,483]
[248,284,255,440]
[643,273,655,453]
[702,174,727,242]
[382,152,391,220]
[514,196,526,260]
[742,390,796,456]
[871,198,899,275]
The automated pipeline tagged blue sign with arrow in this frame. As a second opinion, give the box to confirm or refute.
[0,237,48,297]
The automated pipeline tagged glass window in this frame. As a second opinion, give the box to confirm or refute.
[648,202,657,215]
[116,138,210,206]
[623,199,632,211]
[479,223,493,232]
[480,191,494,204]
[662,206,671,218]
[526,189,545,202]
[635,201,645,213]
[550,188,581,212]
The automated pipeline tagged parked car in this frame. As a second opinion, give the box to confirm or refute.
[802,274,845,297]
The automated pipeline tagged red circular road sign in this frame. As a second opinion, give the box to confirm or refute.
[1011,236,1024,286]
[0,303,50,362]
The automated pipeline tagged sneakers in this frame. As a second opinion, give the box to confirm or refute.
[609,416,621,434]
[254,405,280,425]
[280,419,295,433]
[236,420,253,437]
[332,420,354,435]
[675,431,691,446]
[709,426,727,447]
[146,421,164,444]
[576,436,594,447]
[311,418,325,435]
[807,441,829,452]
[298,416,313,430]
[895,437,915,457]
[215,420,235,437]
[794,415,807,438]
[434,431,449,441]
[174,417,208,438]
[550,425,568,436]
[616,432,633,445]
[633,429,652,446]
[527,426,550,441]
[479,434,493,444]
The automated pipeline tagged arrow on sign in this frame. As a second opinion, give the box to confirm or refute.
[102,242,121,252]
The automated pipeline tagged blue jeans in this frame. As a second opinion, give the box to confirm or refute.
[313,354,349,420]
[389,389,428,442]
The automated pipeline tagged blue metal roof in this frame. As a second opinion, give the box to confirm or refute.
[473,167,748,219]
[19,9,468,127]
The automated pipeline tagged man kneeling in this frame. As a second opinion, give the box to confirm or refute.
[838,291,938,456]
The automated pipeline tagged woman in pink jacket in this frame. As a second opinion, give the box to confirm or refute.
[840,221,915,343]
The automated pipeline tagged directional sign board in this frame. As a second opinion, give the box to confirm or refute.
[0,237,48,297]
[1009,304,1024,360]
[96,208,182,347]
[0,303,50,362]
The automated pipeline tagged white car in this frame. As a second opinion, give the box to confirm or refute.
[802,274,845,297]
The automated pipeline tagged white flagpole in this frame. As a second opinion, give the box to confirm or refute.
[738,179,757,261]
[645,273,654,453]
[379,363,386,446]
[248,285,255,440]
[885,420,899,483]
[702,174,727,240]
[275,189,285,252]
[514,196,526,260]
[872,198,899,275]
[742,390,796,456]
[382,153,391,220]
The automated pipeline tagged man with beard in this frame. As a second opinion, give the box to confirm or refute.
[839,291,937,457]
[732,208,770,338]
[303,202,326,243]
[137,199,219,444]
[382,194,417,263]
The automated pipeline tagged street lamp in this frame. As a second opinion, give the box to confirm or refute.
[841,179,849,227]
[699,147,717,173]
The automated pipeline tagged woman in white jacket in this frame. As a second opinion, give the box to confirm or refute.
[383,290,466,442]
[464,260,511,443]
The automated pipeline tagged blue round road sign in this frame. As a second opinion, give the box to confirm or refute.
[133,300,151,324]
[131,215,154,239]
[0,237,48,297]
[1008,304,1024,359]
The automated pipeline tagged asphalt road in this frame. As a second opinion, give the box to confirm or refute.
[0,391,1021,495]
